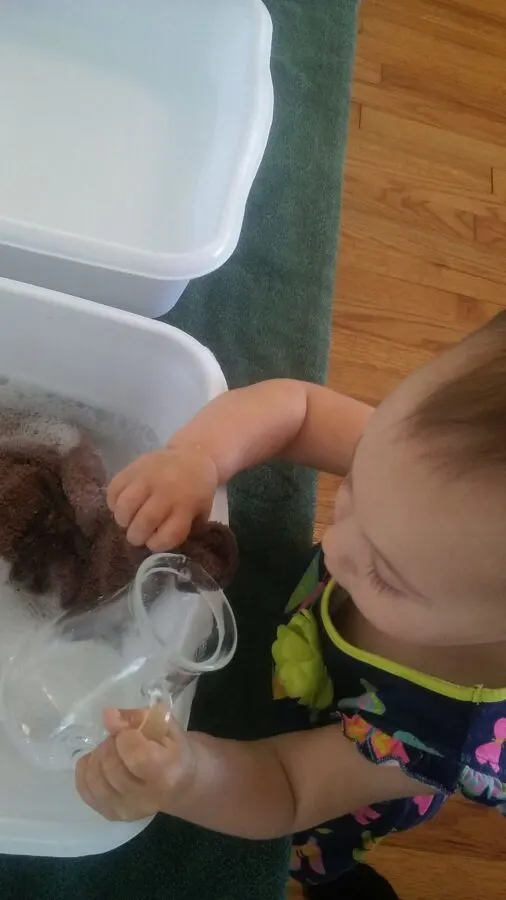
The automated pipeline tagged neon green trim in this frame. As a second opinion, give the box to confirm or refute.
[320,581,506,704]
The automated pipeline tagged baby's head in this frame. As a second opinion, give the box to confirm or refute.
[323,312,506,648]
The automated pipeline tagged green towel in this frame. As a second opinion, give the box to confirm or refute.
[0,2,357,897]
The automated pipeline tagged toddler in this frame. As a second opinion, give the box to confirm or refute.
[76,313,506,899]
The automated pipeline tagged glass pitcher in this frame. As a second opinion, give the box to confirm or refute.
[0,553,237,770]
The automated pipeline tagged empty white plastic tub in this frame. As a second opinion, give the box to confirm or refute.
[0,0,273,317]
[0,277,228,856]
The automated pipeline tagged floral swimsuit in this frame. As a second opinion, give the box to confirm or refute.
[273,550,506,888]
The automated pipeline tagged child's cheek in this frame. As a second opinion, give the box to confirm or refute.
[334,552,358,579]
[321,531,336,576]
[333,484,351,522]
[322,520,359,585]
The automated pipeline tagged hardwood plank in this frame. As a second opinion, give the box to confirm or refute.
[339,232,506,306]
[440,0,506,22]
[359,17,506,105]
[475,212,506,248]
[360,105,504,169]
[343,168,477,241]
[343,206,506,284]
[365,0,506,58]
[352,80,506,148]
[335,309,462,368]
[493,169,506,200]
[353,55,382,85]
[337,266,499,329]
[344,165,506,251]
[382,64,506,126]
[347,129,492,196]
[326,324,436,393]
[348,100,361,131]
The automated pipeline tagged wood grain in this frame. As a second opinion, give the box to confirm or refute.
[304,1,506,897]
[493,170,506,200]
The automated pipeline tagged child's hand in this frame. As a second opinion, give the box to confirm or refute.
[107,446,218,550]
[75,708,193,823]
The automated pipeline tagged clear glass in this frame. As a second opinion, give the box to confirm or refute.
[0,553,237,771]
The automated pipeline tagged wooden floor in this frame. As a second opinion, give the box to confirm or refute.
[299,0,506,897]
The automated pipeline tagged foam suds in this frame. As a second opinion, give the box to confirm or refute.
[0,377,160,474]
[0,560,61,672]
[0,410,81,455]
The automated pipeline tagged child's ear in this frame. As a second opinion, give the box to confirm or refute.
[178,522,238,588]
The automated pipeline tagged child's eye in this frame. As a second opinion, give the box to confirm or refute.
[366,563,401,597]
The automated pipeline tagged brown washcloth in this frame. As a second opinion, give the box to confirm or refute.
[179,523,238,588]
[0,411,238,610]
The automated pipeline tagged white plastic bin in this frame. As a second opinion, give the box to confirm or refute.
[0,277,228,856]
[0,0,273,317]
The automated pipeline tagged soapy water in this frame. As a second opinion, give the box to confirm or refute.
[1,563,214,769]
[0,380,221,770]
[0,375,161,672]
[0,375,160,475]
[2,634,167,769]
[1,561,213,770]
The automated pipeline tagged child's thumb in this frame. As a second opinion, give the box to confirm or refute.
[103,703,172,741]
[103,707,142,736]
[115,727,181,782]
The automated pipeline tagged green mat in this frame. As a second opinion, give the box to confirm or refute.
[0,2,358,898]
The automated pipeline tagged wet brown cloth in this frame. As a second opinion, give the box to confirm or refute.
[0,412,237,610]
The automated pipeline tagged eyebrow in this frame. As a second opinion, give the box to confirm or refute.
[345,442,427,600]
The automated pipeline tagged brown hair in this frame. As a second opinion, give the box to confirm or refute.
[410,311,506,473]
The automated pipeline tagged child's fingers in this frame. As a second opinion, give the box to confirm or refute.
[103,707,141,736]
[103,706,166,737]
[146,512,193,552]
[115,728,179,782]
[100,741,145,795]
[111,482,151,528]
[105,706,175,787]
[107,465,139,509]
[75,760,102,816]
[75,746,122,819]
[138,704,172,742]
[126,497,173,547]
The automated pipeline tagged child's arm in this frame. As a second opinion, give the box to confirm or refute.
[76,714,435,838]
[167,380,372,482]
[108,380,372,549]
